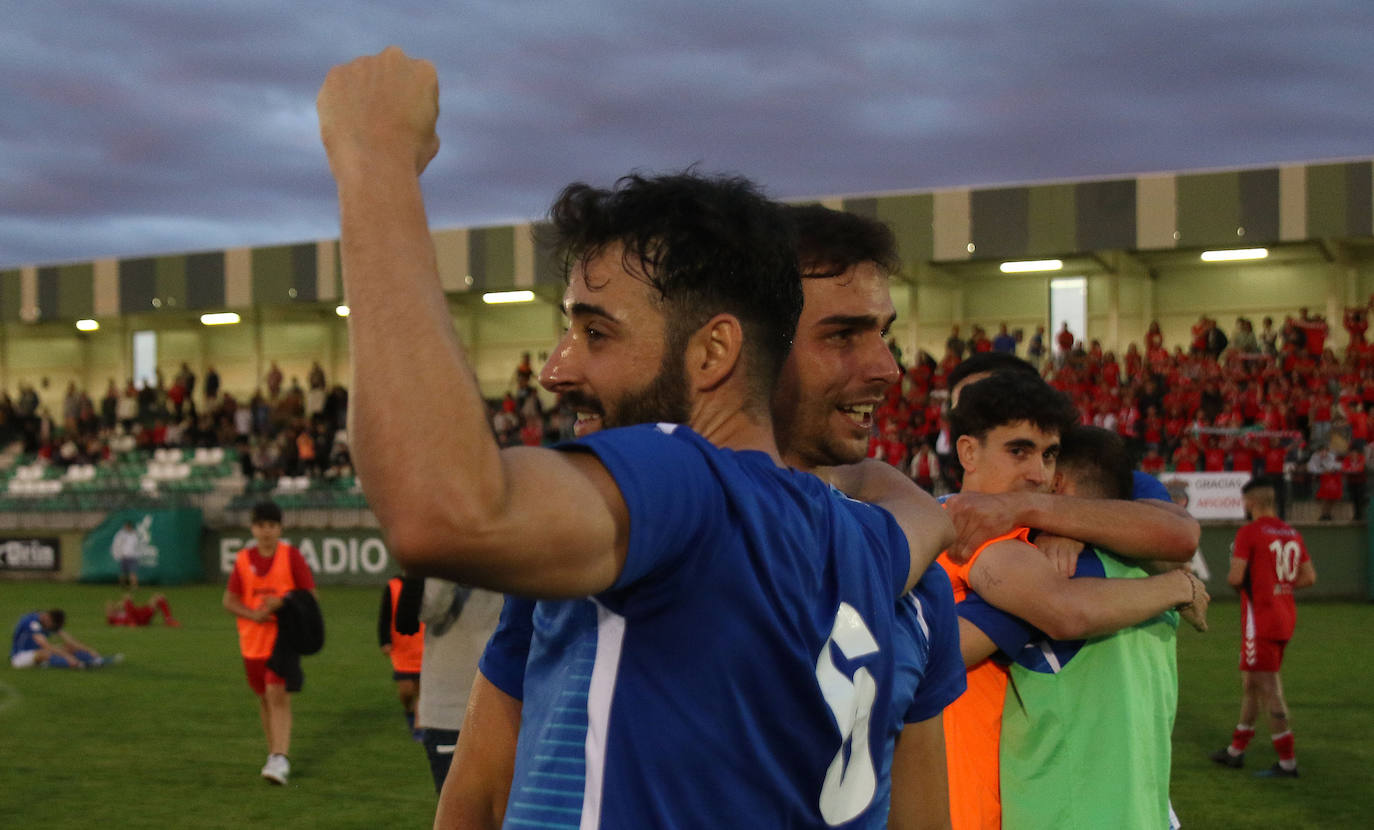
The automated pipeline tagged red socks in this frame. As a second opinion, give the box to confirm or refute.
[1272,731,1296,769]
[1229,725,1255,755]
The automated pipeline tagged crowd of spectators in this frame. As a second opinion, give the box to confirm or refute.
[487,352,577,450]
[0,360,354,486]
[8,302,1373,522]
[0,351,576,495]
[869,302,1374,520]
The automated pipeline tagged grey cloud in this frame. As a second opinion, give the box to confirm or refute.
[3,0,1373,267]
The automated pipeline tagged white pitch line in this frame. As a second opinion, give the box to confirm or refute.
[0,680,20,715]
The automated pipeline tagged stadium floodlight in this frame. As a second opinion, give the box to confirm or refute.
[482,290,536,304]
[999,259,1063,274]
[1200,248,1268,262]
[335,305,350,317]
[75,319,99,332]
[200,312,241,326]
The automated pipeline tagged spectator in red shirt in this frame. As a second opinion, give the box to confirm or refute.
[1203,439,1227,472]
[908,441,938,494]
[1348,402,1370,445]
[1055,322,1075,363]
[1124,343,1144,377]
[970,325,993,354]
[1191,315,1210,356]
[1309,392,1334,448]
[1354,311,1373,355]
[1341,443,1367,519]
[1230,439,1255,474]
[1140,446,1166,476]
[1308,445,1343,520]
[1173,442,1199,472]
[1145,321,1164,356]
[1298,309,1328,357]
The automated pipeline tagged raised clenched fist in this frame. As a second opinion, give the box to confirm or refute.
[317,46,441,177]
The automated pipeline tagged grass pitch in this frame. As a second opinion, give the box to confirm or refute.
[1,583,438,828]
[2,583,1370,828]
[1171,600,1373,828]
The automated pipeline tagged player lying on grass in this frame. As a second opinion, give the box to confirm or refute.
[105,593,180,627]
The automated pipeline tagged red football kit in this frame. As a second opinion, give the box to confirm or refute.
[1232,516,1309,671]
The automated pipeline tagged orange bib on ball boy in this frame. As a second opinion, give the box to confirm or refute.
[234,543,294,658]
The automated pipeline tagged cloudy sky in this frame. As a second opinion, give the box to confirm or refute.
[4,0,1372,268]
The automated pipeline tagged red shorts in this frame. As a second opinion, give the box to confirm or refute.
[1240,635,1288,672]
[243,657,287,696]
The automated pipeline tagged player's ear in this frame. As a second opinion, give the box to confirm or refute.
[1051,471,1066,494]
[955,434,979,472]
[686,313,744,393]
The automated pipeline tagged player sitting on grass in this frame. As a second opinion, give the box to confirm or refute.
[10,608,120,669]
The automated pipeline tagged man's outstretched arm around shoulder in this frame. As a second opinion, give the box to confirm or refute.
[945,490,1199,563]
[959,537,1208,666]
[825,458,956,580]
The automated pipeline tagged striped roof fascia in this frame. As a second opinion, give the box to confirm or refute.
[7,159,1371,321]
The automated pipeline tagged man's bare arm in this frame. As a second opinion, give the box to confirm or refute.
[888,716,952,830]
[969,539,1208,640]
[318,49,630,596]
[57,631,97,656]
[945,492,1199,562]
[32,632,80,664]
[823,459,956,592]
[435,672,520,830]
[1226,557,1248,590]
[957,617,999,668]
[1295,560,1317,589]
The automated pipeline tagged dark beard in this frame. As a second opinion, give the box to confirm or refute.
[606,346,691,429]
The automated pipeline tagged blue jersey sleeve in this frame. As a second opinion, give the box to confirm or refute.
[957,591,1037,659]
[904,566,967,723]
[1132,470,1171,502]
[560,424,724,592]
[1009,549,1107,672]
[478,596,537,701]
[837,483,912,600]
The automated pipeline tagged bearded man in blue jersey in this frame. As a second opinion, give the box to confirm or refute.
[438,200,967,829]
[320,49,952,829]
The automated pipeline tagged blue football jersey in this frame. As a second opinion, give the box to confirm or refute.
[10,611,47,656]
[500,424,910,829]
[482,561,967,830]
[478,596,536,700]
[866,563,966,827]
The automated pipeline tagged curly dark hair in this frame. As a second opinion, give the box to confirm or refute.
[1057,425,1132,500]
[784,204,900,278]
[547,171,801,403]
[950,371,1077,444]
